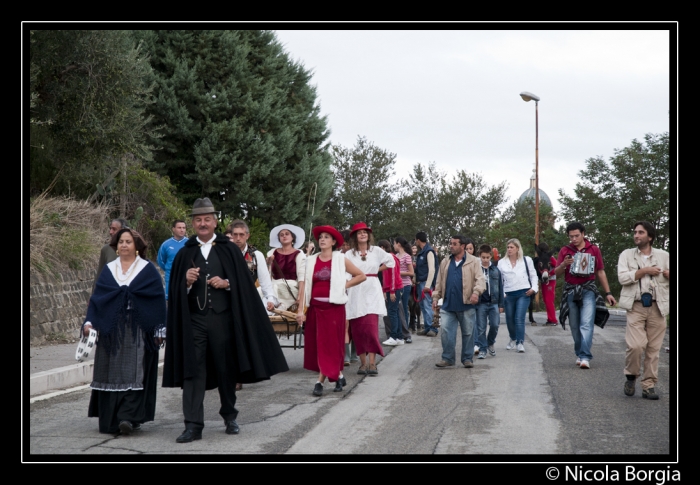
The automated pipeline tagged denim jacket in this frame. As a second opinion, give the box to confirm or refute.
[479,262,505,309]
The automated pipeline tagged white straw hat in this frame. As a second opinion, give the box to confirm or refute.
[269,224,305,249]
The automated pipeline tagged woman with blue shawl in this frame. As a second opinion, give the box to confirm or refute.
[83,228,166,435]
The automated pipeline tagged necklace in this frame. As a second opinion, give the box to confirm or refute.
[114,258,139,282]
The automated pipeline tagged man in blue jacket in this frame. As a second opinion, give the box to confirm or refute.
[157,220,188,300]
[415,231,439,336]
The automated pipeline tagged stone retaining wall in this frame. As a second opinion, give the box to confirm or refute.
[29,266,97,346]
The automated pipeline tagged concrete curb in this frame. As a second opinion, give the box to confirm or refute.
[30,348,165,397]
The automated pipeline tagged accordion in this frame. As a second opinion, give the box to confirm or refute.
[570,252,596,277]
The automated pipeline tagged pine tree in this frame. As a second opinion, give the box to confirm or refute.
[29,29,158,197]
[134,30,333,229]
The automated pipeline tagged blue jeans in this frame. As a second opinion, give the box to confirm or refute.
[504,289,530,345]
[385,289,403,340]
[399,284,412,332]
[475,302,500,351]
[440,308,476,364]
[567,289,596,361]
[417,281,437,334]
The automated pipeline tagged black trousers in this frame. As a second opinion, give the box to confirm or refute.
[182,309,239,430]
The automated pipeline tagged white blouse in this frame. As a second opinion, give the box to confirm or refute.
[498,256,539,294]
[344,246,395,319]
[107,255,148,286]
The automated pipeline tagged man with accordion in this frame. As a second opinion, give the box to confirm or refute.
[554,222,616,370]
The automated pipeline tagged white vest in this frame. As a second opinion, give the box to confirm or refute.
[304,251,349,306]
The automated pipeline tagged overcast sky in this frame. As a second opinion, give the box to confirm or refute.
[274,28,672,222]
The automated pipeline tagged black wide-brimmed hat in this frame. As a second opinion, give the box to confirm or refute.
[189,197,217,217]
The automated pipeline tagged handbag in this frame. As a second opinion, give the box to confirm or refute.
[271,255,300,312]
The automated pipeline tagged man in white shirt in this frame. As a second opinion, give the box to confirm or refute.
[228,219,278,313]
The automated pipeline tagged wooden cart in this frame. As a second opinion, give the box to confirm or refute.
[269,310,304,350]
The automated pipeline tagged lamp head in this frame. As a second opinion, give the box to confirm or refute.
[520,91,540,102]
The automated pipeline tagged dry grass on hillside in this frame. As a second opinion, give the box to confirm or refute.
[30,195,112,275]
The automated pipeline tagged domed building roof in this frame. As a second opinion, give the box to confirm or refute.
[518,168,552,206]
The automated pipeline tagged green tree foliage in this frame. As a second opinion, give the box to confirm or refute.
[133,30,333,229]
[558,132,670,296]
[395,163,508,251]
[121,165,191,261]
[406,165,506,247]
[29,30,159,197]
[320,136,398,233]
[486,198,568,257]
[319,137,509,251]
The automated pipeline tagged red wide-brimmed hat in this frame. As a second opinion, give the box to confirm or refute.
[349,221,372,235]
[312,225,344,247]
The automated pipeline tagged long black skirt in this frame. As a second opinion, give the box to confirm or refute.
[87,349,159,434]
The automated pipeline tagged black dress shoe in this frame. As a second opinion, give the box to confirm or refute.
[333,380,343,392]
[176,429,202,443]
[132,423,141,431]
[119,421,133,436]
[339,376,347,387]
[225,420,240,435]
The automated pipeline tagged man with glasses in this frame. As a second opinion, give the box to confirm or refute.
[554,222,616,370]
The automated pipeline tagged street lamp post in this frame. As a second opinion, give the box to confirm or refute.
[520,91,540,245]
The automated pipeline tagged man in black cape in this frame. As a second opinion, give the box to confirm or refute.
[163,198,289,443]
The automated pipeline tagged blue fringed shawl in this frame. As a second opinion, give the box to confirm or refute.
[85,259,166,353]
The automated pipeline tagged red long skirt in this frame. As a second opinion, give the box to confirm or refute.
[349,314,385,356]
[303,300,346,382]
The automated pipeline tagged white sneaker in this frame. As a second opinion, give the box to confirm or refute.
[395,339,405,345]
[477,352,486,359]
[517,343,525,353]
[382,338,397,346]
[506,340,516,350]
[580,360,590,369]
[474,345,480,355]
[576,357,581,366]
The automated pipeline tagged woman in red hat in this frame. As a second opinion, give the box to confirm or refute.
[344,222,396,376]
[298,226,366,396]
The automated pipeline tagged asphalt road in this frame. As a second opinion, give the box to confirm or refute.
[26,312,673,461]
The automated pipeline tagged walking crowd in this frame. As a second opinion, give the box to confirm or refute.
[81,198,671,442]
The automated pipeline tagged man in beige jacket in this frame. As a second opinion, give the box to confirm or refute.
[617,221,670,400]
[432,235,486,368]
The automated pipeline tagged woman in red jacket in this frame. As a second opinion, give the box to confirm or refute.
[378,239,406,346]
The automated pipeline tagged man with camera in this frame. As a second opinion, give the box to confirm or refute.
[617,221,670,400]
[554,222,616,370]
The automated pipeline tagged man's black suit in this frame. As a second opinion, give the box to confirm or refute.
[163,233,288,431]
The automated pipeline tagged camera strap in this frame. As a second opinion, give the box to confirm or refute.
[637,263,655,296]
